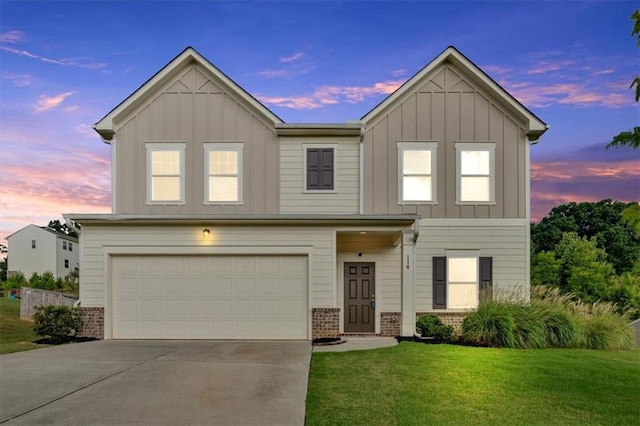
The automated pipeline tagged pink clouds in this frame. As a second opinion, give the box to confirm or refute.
[2,73,32,87]
[501,81,632,109]
[279,52,304,63]
[530,156,640,221]
[0,30,24,44]
[257,79,404,110]
[34,91,76,112]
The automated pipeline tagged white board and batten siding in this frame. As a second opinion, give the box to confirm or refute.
[280,138,360,214]
[415,219,528,311]
[80,225,336,339]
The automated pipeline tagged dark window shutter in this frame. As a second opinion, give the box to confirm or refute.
[307,148,334,190]
[433,256,446,309]
[479,257,493,305]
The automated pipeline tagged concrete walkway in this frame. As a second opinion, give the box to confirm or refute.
[0,340,311,425]
[312,337,398,352]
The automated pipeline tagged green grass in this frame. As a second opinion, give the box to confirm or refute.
[306,343,640,425]
[0,297,45,354]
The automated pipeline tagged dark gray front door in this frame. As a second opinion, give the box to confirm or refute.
[344,262,375,333]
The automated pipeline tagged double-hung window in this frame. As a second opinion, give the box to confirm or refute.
[456,142,495,204]
[204,143,243,203]
[304,145,335,191]
[397,142,437,203]
[63,241,67,250]
[68,242,73,252]
[433,253,493,310]
[146,143,185,204]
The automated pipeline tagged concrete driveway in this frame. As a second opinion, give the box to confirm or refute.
[0,340,312,425]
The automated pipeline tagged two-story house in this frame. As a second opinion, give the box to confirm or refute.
[66,46,547,340]
[6,224,79,280]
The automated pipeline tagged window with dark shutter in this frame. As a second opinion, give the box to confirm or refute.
[307,148,334,190]
[479,257,493,305]
[433,256,446,309]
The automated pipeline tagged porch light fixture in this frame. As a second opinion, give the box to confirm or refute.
[359,231,366,235]
[202,228,211,237]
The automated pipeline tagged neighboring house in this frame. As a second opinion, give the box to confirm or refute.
[6,224,79,280]
[65,46,547,340]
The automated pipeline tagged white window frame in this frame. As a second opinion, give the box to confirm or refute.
[63,241,67,250]
[146,142,186,205]
[397,141,437,204]
[303,144,337,193]
[455,142,496,205]
[445,250,479,310]
[203,142,244,205]
[68,242,73,252]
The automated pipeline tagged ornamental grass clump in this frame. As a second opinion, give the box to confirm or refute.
[462,286,635,350]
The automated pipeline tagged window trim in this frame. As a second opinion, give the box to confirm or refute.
[303,144,337,193]
[146,142,186,205]
[68,242,73,252]
[63,241,67,250]
[203,142,244,205]
[397,141,438,204]
[455,142,496,205]
[31,239,36,249]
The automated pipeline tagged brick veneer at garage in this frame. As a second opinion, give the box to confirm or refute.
[312,308,340,339]
[78,307,104,339]
[417,312,467,335]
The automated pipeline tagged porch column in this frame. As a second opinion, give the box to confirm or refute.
[401,229,416,336]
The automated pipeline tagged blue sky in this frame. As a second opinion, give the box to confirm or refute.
[1,0,639,242]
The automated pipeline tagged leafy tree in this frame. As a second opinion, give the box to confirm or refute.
[531,251,562,287]
[610,273,640,320]
[555,233,615,303]
[607,9,639,149]
[46,219,78,238]
[622,202,640,238]
[0,259,6,282]
[532,200,640,274]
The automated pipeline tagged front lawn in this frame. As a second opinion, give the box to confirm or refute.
[0,297,45,354]
[306,343,640,425]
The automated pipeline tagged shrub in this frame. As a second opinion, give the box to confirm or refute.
[3,272,26,292]
[416,314,454,342]
[33,305,82,343]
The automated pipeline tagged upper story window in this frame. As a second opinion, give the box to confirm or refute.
[305,145,335,191]
[397,142,437,203]
[68,242,73,252]
[62,241,67,250]
[455,142,495,204]
[146,143,186,204]
[32,239,36,249]
[204,143,243,204]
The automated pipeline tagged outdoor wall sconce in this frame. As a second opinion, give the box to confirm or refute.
[202,228,211,237]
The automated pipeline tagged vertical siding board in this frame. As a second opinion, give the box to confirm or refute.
[194,93,208,212]
[503,118,518,218]
[363,131,374,214]
[222,94,238,141]
[209,93,222,141]
[460,92,475,141]
[372,118,389,214]
[265,130,278,214]
[387,106,402,214]
[416,92,431,140]
[445,92,460,218]
[180,93,195,209]
[136,108,151,214]
[431,92,446,217]
[475,93,490,140]
[402,93,417,140]
[150,93,165,141]
[165,93,179,141]
[489,105,504,218]
[251,117,266,213]
[237,107,252,214]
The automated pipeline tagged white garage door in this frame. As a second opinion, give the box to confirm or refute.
[111,255,308,339]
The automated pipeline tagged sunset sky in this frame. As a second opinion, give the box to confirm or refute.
[1,1,639,244]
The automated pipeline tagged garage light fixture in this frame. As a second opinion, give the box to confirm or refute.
[202,228,211,237]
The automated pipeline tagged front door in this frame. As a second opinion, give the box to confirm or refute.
[344,262,375,333]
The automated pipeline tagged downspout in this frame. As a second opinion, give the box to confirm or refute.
[525,135,531,297]
[359,127,365,215]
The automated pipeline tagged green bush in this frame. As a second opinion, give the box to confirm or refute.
[33,305,82,343]
[416,314,455,342]
[462,301,516,347]
[3,272,26,292]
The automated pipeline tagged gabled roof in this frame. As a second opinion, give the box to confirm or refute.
[94,47,284,141]
[361,46,548,141]
[5,224,78,242]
